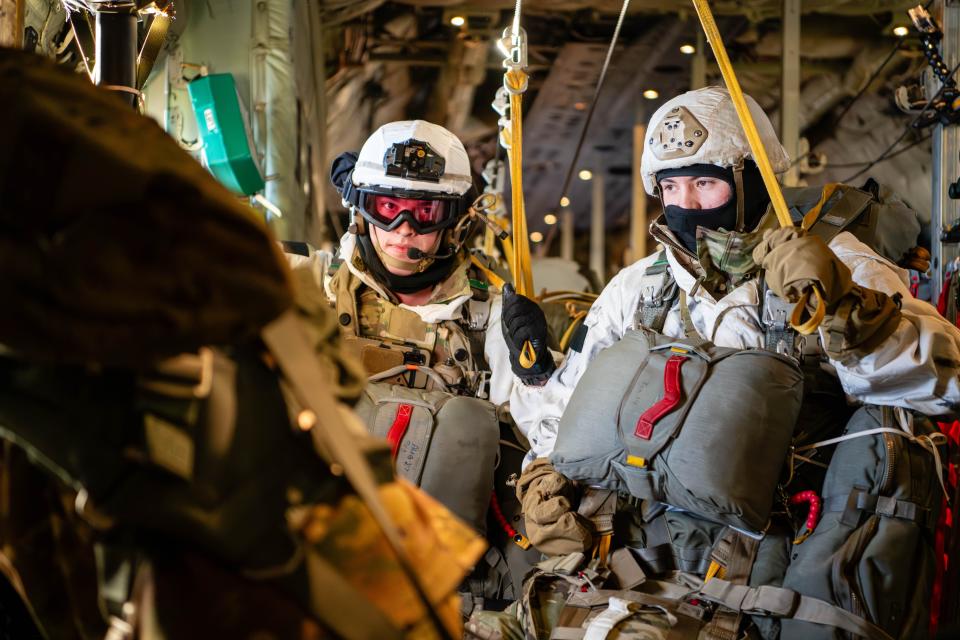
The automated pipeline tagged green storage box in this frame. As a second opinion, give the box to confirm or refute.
[187,73,265,195]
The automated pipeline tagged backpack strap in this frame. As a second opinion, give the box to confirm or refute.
[330,263,362,338]
[549,589,709,640]
[701,529,761,640]
[801,185,875,246]
[823,487,936,528]
[578,489,618,565]
[697,578,896,640]
[634,251,680,333]
[626,509,714,577]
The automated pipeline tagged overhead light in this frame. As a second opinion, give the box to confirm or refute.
[643,89,660,100]
[544,213,558,225]
[893,25,909,37]
[560,196,571,207]
[578,169,593,181]
[573,101,588,111]
[530,231,544,243]
[450,15,466,27]
[680,44,696,55]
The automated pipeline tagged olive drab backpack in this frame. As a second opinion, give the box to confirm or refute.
[778,406,946,640]
[755,181,923,269]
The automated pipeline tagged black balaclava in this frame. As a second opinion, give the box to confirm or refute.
[657,160,770,254]
[356,233,459,294]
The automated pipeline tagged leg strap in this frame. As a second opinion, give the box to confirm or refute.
[697,579,895,640]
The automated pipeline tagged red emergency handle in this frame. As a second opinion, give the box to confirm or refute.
[790,490,822,544]
[635,354,688,440]
[386,403,414,460]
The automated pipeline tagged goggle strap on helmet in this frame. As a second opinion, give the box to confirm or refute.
[733,158,745,231]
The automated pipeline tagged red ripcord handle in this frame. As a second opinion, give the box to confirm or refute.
[790,490,822,544]
[490,491,531,550]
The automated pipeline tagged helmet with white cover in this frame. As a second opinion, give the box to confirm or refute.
[641,86,789,196]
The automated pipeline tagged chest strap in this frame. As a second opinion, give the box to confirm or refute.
[634,252,680,333]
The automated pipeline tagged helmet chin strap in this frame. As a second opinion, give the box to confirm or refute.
[733,158,745,231]
[369,226,442,274]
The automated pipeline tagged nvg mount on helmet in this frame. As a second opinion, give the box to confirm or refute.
[384,139,446,182]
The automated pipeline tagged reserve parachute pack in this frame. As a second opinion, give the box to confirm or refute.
[353,382,500,532]
[551,328,803,534]
[353,380,542,614]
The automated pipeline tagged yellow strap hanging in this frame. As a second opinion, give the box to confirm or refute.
[790,287,826,335]
[692,0,827,336]
[505,70,535,298]
[691,0,792,230]
[503,33,537,369]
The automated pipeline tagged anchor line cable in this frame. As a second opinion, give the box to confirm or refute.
[557,0,632,203]
[831,42,902,130]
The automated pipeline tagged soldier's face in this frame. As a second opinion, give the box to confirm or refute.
[659,175,732,210]
[371,222,441,275]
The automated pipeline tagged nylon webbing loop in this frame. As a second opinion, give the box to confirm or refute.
[697,579,895,640]
[824,489,932,527]
[790,286,826,335]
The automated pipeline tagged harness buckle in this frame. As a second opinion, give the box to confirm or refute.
[761,288,792,332]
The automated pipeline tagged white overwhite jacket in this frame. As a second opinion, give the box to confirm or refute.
[510,230,960,465]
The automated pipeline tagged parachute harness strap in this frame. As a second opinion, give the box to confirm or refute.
[501,5,536,369]
[692,0,825,336]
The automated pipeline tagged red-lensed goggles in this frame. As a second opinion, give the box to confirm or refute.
[360,193,457,234]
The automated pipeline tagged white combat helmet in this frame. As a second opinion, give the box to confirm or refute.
[640,86,790,195]
[351,120,473,197]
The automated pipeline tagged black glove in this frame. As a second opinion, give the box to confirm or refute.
[501,283,556,384]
